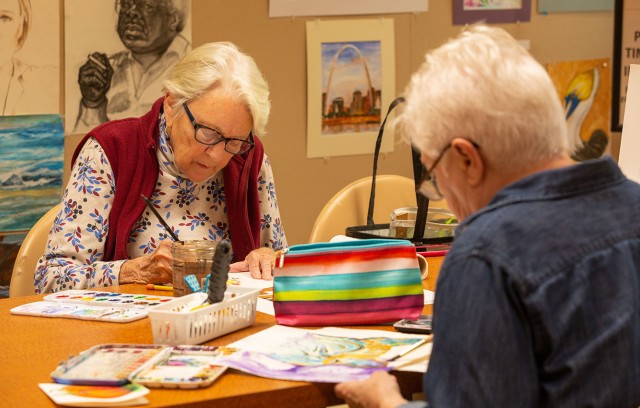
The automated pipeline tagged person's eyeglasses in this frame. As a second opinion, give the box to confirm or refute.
[417,140,480,200]
[182,102,255,155]
[417,144,452,201]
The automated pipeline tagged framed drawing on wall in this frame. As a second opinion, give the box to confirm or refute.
[453,0,532,25]
[306,19,396,158]
[612,0,640,131]
[64,0,192,135]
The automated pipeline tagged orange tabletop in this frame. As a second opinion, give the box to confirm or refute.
[1,284,425,408]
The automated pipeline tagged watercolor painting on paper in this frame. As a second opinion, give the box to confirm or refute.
[321,41,382,136]
[0,115,63,232]
[453,0,531,24]
[217,326,428,383]
[306,19,396,158]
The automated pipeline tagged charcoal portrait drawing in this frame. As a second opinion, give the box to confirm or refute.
[67,0,191,133]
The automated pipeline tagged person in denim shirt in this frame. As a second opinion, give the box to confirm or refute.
[335,25,640,408]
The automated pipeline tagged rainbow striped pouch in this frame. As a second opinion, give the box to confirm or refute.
[273,239,424,326]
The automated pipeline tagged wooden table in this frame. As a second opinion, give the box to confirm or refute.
[1,284,427,408]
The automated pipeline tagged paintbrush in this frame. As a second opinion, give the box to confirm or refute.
[388,350,432,370]
[140,194,182,243]
[383,335,433,362]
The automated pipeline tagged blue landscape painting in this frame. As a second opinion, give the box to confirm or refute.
[0,115,64,232]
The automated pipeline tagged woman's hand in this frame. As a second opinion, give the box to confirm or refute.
[335,371,408,408]
[229,247,276,280]
[118,240,173,285]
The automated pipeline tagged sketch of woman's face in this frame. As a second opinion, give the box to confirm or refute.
[116,0,177,55]
[0,0,23,67]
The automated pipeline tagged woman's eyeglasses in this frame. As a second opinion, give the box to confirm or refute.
[182,102,254,155]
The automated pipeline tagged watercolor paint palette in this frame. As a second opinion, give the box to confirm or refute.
[50,344,228,389]
[10,301,149,323]
[10,290,177,323]
[51,344,166,386]
[43,290,175,309]
[130,345,228,389]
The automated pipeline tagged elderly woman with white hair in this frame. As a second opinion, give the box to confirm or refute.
[36,42,287,293]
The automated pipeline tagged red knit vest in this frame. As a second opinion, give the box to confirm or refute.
[71,97,264,262]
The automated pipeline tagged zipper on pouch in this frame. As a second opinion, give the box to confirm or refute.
[276,239,408,270]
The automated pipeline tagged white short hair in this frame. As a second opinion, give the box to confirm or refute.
[162,42,271,136]
[397,25,577,170]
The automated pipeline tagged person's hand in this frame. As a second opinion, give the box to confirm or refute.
[78,52,113,108]
[229,247,276,280]
[119,239,173,285]
[335,371,408,408]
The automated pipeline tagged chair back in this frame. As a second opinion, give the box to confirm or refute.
[309,175,425,242]
[10,204,60,297]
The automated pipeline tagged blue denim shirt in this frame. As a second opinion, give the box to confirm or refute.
[418,157,640,407]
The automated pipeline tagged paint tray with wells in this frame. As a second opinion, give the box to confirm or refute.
[147,286,260,345]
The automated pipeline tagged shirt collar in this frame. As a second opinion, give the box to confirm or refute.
[460,157,625,230]
[158,113,184,178]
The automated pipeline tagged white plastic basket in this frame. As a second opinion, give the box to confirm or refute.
[148,286,260,345]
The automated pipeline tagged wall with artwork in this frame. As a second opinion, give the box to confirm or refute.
[0,0,193,294]
[182,0,614,246]
[0,0,616,293]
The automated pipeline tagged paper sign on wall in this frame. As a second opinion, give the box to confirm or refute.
[619,64,640,183]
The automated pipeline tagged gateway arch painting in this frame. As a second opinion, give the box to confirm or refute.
[321,41,382,135]
[306,19,395,158]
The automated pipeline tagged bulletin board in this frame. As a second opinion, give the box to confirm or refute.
[612,0,640,131]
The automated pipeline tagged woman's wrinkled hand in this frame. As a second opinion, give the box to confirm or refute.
[118,239,173,285]
[229,247,276,280]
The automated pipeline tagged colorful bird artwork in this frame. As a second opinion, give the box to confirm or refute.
[563,67,608,161]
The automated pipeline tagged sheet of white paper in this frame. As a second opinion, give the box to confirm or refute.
[423,290,435,305]
[329,235,359,242]
[229,272,273,289]
[620,64,640,183]
[230,272,274,315]
[256,298,275,315]
[269,0,428,17]
[39,383,149,407]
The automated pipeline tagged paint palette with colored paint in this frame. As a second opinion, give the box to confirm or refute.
[49,344,228,388]
[10,301,149,323]
[43,290,175,309]
[130,345,228,389]
[51,344,167,386]
[10,290,177,323]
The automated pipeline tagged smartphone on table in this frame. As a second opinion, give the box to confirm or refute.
[393,314,432,334]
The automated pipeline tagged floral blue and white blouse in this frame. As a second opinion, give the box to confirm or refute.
[34,117,287,293]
